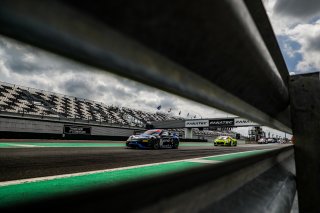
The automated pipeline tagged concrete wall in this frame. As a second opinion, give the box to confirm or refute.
[0,116,136,137]
[91,126,134,136]
[0,117,63,134]
[151,120,185,128]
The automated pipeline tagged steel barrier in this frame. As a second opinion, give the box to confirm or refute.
[1,0,315,212]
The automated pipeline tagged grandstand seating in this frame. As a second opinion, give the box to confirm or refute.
[0,81,237,138]
[0,82,182,127]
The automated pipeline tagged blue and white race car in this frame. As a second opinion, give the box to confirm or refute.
[126,129,180,149]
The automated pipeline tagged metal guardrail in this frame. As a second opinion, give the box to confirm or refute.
[0,0,299,212]
[0,0,291,133]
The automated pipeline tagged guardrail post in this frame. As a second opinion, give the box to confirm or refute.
[290,72,320,212]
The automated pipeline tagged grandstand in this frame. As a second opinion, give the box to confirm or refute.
[0,81,182,126]
[0,81,237,139]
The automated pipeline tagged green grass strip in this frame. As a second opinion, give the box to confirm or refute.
[0,149,271,207]
[0,143,20,148]
[180,142,213,147]
[203,149,268,161]
[0,161,201,207]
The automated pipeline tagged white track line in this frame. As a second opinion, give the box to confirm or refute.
[0,149,273,187]
[10,144,40,147]
[0,143,41,148]
[186,159,221,164]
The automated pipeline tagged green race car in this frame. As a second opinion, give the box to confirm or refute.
[214,136,237,146]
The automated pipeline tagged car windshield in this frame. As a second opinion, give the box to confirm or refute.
[217,136,228,140]
[143,130,162,135]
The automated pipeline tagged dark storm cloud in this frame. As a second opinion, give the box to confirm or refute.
[0,41,39,74]
[159,97,178,110]
[63,78,96,99]
[274,0,320,19]
[0,37,44,73]
[6,61,38,73]
[61,77,136,102]
[305,35,320,52]
[4,55,53,74]
[0,36,87,75]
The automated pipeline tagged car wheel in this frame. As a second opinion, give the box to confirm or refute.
[172,140,179,149]
[153,140,160,150]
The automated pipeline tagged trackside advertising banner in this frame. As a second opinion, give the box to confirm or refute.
[64,125,91,134]
[185,120,209,128]
[234,118,259,126]
[185,118,258,127]
[209,119,234,127]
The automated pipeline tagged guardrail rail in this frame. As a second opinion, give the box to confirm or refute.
[2,0,318,212]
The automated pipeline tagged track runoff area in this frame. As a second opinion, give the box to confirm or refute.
[0,139,291,208]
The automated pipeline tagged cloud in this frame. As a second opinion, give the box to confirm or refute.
[273,0,320,20]
[286,21,320,72]
[0,36,87,76]
[276,35,302,72]
[0,35,180,115]
[0,33,233,120]
[63,77,97,99]
[305,33,320,52]
[263,0,320,73]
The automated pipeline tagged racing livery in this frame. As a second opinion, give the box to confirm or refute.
[214,136,237,146]
[126,129,179,149]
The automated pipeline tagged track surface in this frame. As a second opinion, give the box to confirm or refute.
[0,140,288,182]
[0,140,292,208]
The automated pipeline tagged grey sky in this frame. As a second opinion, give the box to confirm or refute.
[263,0,320,72]
[273,0,320,19]
[0,35,227,119]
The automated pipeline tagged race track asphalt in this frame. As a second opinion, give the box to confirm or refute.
[0,141,288,181]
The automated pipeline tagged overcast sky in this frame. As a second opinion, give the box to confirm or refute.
[0,0,319,137]
[263,0,320,73]
[0,35,229,119]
